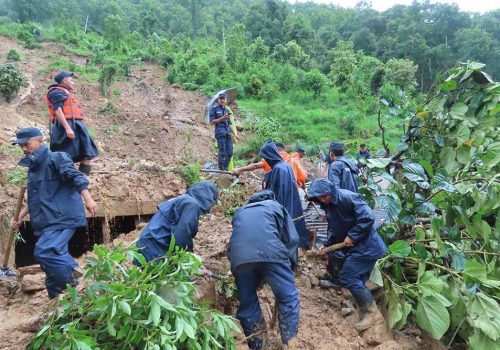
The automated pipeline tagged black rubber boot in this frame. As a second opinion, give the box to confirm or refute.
[79,163,92,176]
[352,288,382,331]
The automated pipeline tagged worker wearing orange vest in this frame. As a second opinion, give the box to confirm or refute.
[46,71,98,175]
[233,143,308,189]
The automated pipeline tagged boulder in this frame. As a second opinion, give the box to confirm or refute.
[21,274,45,293]
[17,265,43,277]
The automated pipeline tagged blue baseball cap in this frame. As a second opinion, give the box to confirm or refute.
[12,127,43,145]
[330,142,345,151]
[54,71,74,84]
[218,92,227,99]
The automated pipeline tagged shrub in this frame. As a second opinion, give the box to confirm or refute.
[181,163,202,187]
[28,243,240,349]
[7,49,21,62]
[0,63,27,102]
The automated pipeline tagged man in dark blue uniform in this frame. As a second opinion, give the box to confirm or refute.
[259,141,310,249]
[308,178,386,331]
[328,142,359,192]
[135,181,218,263]
[356,143,372,160]
[46,71,99,175]
[11,127,98,299]
[228,190,300,350]
[209,93,233,171]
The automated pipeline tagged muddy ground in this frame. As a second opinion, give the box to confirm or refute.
[0,36,444,350]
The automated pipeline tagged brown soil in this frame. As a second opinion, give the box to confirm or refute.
[0,36,439,350]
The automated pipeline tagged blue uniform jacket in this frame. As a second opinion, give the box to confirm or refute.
[19,145,88,232]
[259,142,309,248]
[356,151,372,160]
[309,179,386,259]
[209,104,231,137]
[137,181,217,262]
[328,156,359,192]
[228,190,299,271]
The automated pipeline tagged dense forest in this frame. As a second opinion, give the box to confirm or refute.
[1,0,499,151]
[1,0,499,87]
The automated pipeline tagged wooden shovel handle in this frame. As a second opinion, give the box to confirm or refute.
[320,242,348,255]
[2,186,26,269]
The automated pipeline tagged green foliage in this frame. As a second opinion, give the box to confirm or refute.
[0,62,27,102]
[7,168,27,185]
[28,243,239,349]
[302,69,328,99]
[181,163,202,187]
[6,49,21,62]
[364,63,499,347]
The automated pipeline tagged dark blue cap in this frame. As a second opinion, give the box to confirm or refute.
[296,146,305,154]
[218,92,227,99]
[54,71,73,84]
[330,142,344,151]
[12,127,42,145]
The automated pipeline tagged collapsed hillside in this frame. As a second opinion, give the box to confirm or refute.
[0,36,443,350]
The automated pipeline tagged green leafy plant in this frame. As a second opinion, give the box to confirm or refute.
[363,62,499,348]
[7,168,27,185]
[28,242,240,350]
[7,49,21,62]
[0,62,27,102]
[181,163,202,187]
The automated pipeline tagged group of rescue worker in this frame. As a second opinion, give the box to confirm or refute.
[10,73,386,350]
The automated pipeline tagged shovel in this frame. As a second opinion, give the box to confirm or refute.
[199,169,240,186]
[305,241,348,258]
[1,186,26,277]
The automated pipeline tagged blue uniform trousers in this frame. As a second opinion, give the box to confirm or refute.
[234,262,300,349]
[339,255,377,306]
[34,228,79,299]
[50,120,99,163]
[216,134,233,171]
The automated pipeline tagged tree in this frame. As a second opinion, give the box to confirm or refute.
[302,69,328,99]
[226,24,247,72]
[327,40,358,91]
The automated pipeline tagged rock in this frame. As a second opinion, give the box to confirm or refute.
[0,277,20,298]
[21,274,45,293]
[15,316,44,333]
[362,320,392,346]
[296,276,311,289]
[309,275,319,287]
[17,264,42,277]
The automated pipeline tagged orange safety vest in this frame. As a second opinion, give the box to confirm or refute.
[46,86,84,122]
[261,150,306,187]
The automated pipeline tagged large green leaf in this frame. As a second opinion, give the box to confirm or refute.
[418,271,447,295]
[376,193,402,219]
[369,262,383,287]
[456,123,470,145]
[403,163,430,189]
[450,102,468,119]
[449,251,466,271]
[468,330,500,350]
[416,295,450,339]
[440,147,460,174]
[388,240,411,258]
[432,171,457,193]
[464,259,487,283]
[366,158,391,169]
[467,293,500,341]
